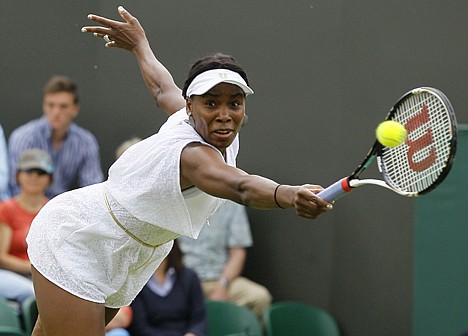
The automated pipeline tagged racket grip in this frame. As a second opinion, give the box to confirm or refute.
[317,178,352,202]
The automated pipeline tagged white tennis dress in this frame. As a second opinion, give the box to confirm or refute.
[26,108,238,308]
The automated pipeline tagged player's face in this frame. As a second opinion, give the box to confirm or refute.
[187,83,246,153]
[43,92,79,133]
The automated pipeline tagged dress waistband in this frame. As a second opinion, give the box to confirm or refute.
[104,190,162,248]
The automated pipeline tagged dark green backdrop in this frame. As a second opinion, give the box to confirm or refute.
[1,1,467,335]
[414,125,468,336]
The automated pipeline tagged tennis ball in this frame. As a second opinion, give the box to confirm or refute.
[375,120,407,147]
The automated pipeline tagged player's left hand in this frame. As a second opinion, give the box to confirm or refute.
[82,6,148,52]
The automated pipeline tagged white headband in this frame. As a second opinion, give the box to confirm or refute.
[186,69,254,97]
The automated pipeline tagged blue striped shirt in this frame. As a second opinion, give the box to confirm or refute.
[0,124,10,201]
[178,200,252,281]
[8,116,104,198]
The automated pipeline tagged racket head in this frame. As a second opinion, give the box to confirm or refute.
[377,87,457,196]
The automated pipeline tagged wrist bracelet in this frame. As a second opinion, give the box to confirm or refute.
[274,184,284,209]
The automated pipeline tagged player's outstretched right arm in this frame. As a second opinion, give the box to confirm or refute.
[82,6,185,116]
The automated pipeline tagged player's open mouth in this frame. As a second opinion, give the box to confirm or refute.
[213,130,233,138]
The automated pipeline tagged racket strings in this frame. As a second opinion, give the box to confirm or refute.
[379,92,453,193]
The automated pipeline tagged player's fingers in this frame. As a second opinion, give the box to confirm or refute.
[313,196,333,210]
[86,13,123,27]
[90,32,109,38]
[305,196,332,211]
[294,196,330,217]
[81,31,116,48]
[81,25,112,35]
[104,41,117,48]
[117,6,135,22]
[303,184,325,198]
[87,32,112,46]
[300,185,332,210]
[295,205,326,219]
[303,183,324,192]
[309,191,334,210]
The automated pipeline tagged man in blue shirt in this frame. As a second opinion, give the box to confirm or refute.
[0,124,10,201]
[8,75,103,198]
[178,200,272,321]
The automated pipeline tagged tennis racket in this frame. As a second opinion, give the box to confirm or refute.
[317,87,457,202]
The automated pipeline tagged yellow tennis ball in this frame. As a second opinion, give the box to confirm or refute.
[375,120,407,147]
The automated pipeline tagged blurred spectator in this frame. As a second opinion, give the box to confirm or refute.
[8,75,103,198]
[128,240,207,336]
[0,149,53,303]
[178,200,272,321]
[0,269,35,304]
[115,137,142,159]
[0,124,10,201]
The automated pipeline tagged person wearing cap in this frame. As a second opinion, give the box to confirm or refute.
[0,149,53,304]
[7,75,103,199]
[26,7,332,336]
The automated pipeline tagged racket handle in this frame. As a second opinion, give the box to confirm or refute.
[317,178,352,202]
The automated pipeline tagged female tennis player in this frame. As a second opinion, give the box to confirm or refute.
[28,6,333,335]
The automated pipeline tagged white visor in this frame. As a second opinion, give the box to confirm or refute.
[186,69,254,97]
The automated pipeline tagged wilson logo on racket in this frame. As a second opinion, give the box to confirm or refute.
[405,104,436,172]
